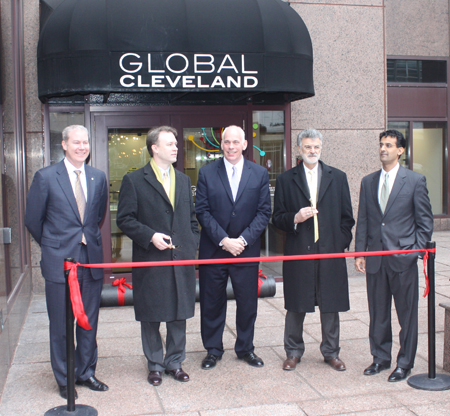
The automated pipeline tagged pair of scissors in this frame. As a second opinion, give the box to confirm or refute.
[166,237,180,250]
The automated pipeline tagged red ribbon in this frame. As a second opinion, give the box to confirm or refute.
[423,250,430,298]
[82,248,432,269]
[112,278,133,306]
[63,261,92,330]
[257,269,267,296]
[64,248,436,319]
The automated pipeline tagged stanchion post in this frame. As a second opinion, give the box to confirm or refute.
[65,258,76,411]
[44,258,98,416]
[427,241,436,379]
[407,241,450,391]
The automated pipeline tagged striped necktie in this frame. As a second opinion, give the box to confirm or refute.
[74,170,87,244]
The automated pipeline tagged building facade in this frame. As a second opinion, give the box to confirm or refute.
[0,0,448,397]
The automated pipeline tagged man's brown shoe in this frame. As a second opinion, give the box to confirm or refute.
[283,356,300,371]
[324,357,346,371]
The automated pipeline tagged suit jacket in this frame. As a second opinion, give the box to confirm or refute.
[25,160,108,283]
[195,157,271,264]
[355,165,433,274]
[116,163,199,322]
[272,161,355,313]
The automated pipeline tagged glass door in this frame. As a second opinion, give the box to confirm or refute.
[92,107,287,282]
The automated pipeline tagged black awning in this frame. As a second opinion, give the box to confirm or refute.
[38,0,314,105]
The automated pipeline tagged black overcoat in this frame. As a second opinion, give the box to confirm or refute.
[272,161,355,313]
[116,163,199,322]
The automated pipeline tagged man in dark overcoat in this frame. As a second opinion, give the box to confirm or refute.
[116,126,199,386]
[272,128,354,373]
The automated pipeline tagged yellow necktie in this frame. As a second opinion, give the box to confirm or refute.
[308,170,319,243]
[163,171,170,197]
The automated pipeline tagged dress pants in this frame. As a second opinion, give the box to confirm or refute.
[284,255,340,360]
[366,257,419,369]
[45,245,103,386]
[141,320,186,371]
[199,263,259,357]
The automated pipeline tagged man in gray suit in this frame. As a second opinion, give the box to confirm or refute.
[117,126,199,387]
[355,129,433,382]
[25,125,108,399]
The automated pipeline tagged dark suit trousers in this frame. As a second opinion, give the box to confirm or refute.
[45,245,103,386]
[284,256,340,360]
[366,257,419,369]
[140,320,186,371]
[199,263,259,357]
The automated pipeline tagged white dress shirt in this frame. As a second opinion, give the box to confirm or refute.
[64,158,88,203]
[378,162,400,202]
[223,156,244,185]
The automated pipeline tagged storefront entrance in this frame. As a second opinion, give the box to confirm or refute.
[89,106,286,284]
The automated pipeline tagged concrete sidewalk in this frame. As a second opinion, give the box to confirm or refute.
[1,232,450,416]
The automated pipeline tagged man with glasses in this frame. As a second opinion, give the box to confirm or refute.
[355,129,433,382]
[273,128,354,373]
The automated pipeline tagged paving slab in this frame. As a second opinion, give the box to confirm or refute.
[1,231,450,416]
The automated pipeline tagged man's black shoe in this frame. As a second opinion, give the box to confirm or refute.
[239,352,264,367]
[201,353,222,370]
[76,376,109,391]
[388,367,411,382]
[363,362,391,376]
[58,385,78,400]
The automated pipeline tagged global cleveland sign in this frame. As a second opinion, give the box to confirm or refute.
[115,53,261,91]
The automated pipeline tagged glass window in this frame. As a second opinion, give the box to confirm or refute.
[253,111,285,276]
[412,122,446,215]
[183,127,223,204]
[388,120,446,215]
[49,112,84,165]
[387,121,410,168]
[109,128,150,270]
[387,59,447,83]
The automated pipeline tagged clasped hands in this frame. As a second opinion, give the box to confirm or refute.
[221,237,245,257]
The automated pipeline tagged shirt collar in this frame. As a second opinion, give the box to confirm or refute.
[382,162,400,178]
[223,156,244,173]
[64,157,85,175]
[303,162,318,176]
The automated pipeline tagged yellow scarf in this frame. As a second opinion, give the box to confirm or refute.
[150,158,176,209]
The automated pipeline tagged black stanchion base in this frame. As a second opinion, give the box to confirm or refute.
[44,404,98,415]
[407,373,450,391]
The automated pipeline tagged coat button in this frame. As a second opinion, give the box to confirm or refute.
[232,212,236,217]
[382,223,385,226]
[166,210,170,214]
[307,246,311,251]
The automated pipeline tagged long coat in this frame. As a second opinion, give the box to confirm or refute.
[116,163,199,322]
[272,161,355,313]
